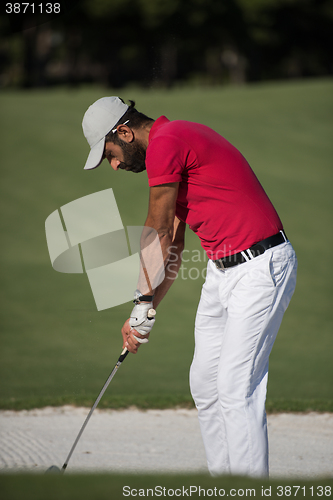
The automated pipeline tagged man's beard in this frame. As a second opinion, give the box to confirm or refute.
[117,139,147,173]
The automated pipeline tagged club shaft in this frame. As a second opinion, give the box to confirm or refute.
[62,348,129,471]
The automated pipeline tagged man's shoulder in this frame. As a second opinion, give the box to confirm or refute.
[150,116,204,143]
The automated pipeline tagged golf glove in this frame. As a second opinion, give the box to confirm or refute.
[129,302,156,336]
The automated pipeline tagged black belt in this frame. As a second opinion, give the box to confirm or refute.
[213,231,288,270]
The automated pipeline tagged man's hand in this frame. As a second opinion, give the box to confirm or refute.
[121,303,156,354]
[129,302,156,334]
[121,319,150,354]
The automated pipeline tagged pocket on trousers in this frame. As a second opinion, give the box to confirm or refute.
[269,246,296,288]
[238,252,276,289]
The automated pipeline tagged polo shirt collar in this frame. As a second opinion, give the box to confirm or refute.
[148,116,170,143]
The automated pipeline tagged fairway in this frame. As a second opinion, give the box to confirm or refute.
[0,78,332,411]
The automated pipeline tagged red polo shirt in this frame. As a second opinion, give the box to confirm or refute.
[146,116,283,259]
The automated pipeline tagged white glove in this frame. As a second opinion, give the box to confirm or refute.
[129,302,156,342]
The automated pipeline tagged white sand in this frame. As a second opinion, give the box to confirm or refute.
[0,407,332,478]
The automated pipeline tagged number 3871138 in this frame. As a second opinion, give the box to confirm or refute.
[5,3,61,14]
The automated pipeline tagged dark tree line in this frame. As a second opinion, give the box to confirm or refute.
[1,0,332,88]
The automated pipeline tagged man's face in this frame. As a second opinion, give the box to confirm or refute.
[104,137,146,173]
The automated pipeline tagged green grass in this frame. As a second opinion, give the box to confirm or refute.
[0,473,332,500]
[0,78,332,411]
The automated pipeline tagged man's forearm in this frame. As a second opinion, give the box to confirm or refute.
[153,239,184,308]
[136,227,173,296]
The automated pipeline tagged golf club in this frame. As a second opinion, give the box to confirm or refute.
[46,308,156,474]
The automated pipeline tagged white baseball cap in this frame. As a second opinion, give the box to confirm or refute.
[82,97,129,170]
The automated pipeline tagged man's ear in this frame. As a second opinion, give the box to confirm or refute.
[116,124,134,143]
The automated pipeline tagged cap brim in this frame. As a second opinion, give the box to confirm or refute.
[83,137,105,170]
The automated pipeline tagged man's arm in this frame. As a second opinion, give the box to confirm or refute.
[122,182,186,353]
[137,182,183,297]
[152,215,185,308]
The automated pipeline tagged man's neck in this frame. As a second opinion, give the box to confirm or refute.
[134,120,155,149]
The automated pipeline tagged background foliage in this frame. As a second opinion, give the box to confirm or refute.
[1,0,332,89]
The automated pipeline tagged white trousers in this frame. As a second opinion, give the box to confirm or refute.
[190,242,297,477]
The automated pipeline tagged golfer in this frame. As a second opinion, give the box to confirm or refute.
[82,97,297,478]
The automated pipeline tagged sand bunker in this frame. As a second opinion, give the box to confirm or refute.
[0,407,332,478]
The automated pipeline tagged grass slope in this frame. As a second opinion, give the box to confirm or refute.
[0,78,332,411]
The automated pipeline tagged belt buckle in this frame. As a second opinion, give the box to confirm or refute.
[215,259,225,270]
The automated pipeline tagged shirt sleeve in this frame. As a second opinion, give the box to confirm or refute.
[146,135,191,187]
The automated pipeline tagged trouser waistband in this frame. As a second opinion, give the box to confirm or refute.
[213,230,288,270]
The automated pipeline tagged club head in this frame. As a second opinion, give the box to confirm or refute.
[45,465,62,474]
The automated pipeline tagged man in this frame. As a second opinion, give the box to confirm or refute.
[82,96,297,477]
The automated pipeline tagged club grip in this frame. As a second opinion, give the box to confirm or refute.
[147,308,156,320]
[118,348,130,363]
